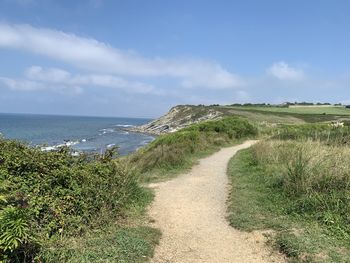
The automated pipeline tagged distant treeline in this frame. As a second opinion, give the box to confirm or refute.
[201,102,344,107]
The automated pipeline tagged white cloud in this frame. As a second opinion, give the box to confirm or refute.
[1,66,156,94]
[0,77,44,91]
[181,63,243,89]
[0,76,83,95]
[267,61,304,81]
[0,23,241,89]
[25,66,71,83]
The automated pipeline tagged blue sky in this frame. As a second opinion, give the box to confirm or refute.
[0,0,349,117]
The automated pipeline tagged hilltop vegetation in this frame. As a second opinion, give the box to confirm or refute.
[131,104,350,135]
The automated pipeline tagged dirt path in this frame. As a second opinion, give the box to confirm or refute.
[148,140,284,263]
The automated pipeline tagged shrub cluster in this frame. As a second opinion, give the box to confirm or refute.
[0,139,141,261]
[184,116,257,139]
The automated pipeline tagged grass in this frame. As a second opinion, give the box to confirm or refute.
[228,105,350,116]
[223,108,305,124]
[39,226,160,263]
[37,187,161,262]
[225,106,350,123]
[228,142,350,262]
[271,123,350,145]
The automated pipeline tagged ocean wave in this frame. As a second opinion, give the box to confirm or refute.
[98,128,116,135]
[106,143,116,148]
[71,151,81,157]
[114,124,135,128]
[41,140,80,152]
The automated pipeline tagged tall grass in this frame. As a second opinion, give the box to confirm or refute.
[272,123,350,145]
[251,140,350,238]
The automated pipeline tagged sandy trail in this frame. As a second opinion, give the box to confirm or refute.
[148,140,284,263]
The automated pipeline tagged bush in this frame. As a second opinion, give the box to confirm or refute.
[0,139,142,261]
[184,116,257,139]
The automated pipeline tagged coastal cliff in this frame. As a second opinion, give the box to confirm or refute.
[130,105,223,135]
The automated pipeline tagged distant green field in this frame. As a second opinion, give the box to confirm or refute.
[228,106,350,115]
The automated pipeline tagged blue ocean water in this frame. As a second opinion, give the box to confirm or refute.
[0,113,154,155]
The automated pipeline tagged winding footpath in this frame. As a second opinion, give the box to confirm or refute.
[148,140,284,263]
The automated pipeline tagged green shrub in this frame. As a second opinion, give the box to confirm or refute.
[0,206,38,262]
[184,116,258,139]
[0,139,142,261]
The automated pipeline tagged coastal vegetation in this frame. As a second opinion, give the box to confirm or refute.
[0,139,159,262]
[228,125,350,262]
[2,104,350,262]
[0,115,258,262]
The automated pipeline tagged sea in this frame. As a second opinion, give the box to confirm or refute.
[0,113,154,155]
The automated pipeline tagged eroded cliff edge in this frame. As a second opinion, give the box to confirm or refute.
[129,105,223,135]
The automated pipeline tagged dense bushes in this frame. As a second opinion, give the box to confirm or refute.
[130,117,258,173]
[251,140,350,238]
[184,116,258,139]
[0,139,142,262]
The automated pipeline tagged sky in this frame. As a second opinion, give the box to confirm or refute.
[0,0,350,118]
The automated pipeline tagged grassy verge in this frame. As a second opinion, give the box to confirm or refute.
[39,226,160,263]
[39,188,160,262]
[228,144,350,262]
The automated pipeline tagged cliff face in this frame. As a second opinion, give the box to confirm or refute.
[130,105,223,135]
